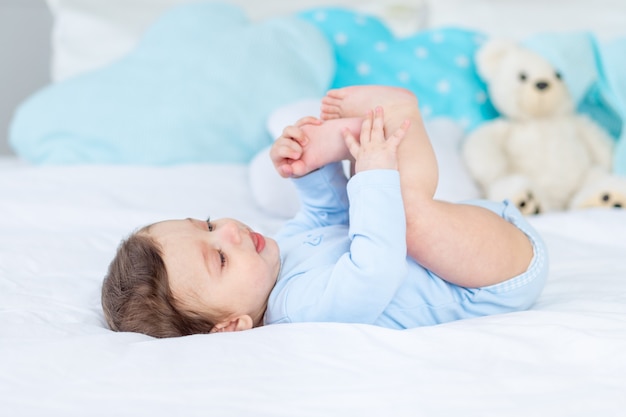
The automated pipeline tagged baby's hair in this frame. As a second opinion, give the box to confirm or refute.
[101,230,216,338]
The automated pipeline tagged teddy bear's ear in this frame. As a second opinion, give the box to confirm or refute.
[475,39,519,81]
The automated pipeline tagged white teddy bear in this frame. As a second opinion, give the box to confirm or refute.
[462,39,625,214]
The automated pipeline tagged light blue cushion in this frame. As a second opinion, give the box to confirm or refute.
[299,8,497,131]
[10,2,333,164]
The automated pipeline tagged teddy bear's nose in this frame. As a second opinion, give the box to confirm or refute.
[536,81,550,90]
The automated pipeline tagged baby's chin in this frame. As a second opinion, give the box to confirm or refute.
[263,236,279,252]
[263,238,281,278]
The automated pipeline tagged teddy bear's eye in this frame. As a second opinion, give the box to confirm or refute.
[555,71,562,80]
[519,72,527,82]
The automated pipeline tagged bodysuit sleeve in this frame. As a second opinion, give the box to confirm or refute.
[281,168,410,325]
[275,162,349,239]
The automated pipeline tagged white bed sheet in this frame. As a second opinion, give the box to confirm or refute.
[1,157,625,416]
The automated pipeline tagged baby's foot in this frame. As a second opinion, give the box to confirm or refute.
[320,85,417,120]
[298,117,363,171]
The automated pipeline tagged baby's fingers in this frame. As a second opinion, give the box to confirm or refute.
[359,109,374,144]
[387,119,411,148]
[279,125,308,147]
[278,163,294,178]
[371,106,385,141]
[294,116,322,128]
[343,128,360,159]
[272,136,302,156]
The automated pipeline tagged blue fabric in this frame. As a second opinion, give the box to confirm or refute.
[265,163,548,329]
[523,32,626,175]
[9,2,333,164]
[298,8,497,131]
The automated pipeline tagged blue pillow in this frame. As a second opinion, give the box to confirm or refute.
[299,8,497,131]
[10,2,333,164]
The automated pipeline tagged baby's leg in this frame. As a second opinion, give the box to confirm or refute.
[322,86,438,199]
[322,86,533,287]
[405,199,534,288]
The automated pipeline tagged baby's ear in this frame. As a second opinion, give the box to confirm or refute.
[211,315,253,333]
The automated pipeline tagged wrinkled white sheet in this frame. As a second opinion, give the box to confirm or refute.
[1,158,625,416]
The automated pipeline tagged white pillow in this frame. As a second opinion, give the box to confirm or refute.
[45,0,428,82]
[45,0,196,81]
[250,100,480,218]
[427,0,626,41]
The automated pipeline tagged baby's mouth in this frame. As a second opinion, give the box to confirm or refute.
[250,232,265,253]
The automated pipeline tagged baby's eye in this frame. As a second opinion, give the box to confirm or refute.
[206,216,214,231]
[218,250,226,267]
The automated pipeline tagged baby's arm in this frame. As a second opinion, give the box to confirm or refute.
[275,108,408,240]
[282,109,413,323]
[274,161,350,240]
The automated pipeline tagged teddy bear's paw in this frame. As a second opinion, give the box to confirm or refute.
[487,176,542,215]
[569,172,626,210]
[512,191,543,215]
[574,191,625,210]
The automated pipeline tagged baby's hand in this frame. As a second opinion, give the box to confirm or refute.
[270,116,322,178]
[344,107,409,174]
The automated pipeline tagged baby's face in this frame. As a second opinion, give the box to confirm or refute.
[147,217,280,327]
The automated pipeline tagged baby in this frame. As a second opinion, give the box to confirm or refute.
[102,86,548,337]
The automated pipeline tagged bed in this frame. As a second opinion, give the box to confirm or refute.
[2,1,626,415]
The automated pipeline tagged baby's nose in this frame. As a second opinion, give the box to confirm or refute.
[221,221,242,244]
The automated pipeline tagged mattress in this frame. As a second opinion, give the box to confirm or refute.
[1,156,625,416]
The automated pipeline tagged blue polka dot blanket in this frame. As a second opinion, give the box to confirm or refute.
[299,8,498,132]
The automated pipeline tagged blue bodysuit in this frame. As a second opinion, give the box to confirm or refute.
[264,163,548,329]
